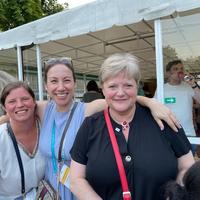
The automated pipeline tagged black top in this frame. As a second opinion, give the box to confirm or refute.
[70,103,191,200]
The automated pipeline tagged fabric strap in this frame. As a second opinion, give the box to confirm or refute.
[7,123,25,196]
[104,108,132,200]
[58,101,78,163]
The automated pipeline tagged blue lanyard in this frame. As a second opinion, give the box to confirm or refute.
[51,111,71,174]
[51,120,66,173]
[51,102,77,174]
[51,120,58,173]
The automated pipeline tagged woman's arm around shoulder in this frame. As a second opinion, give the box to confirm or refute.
[36,101,48,121]
[137,96,181,132]
[85,99,107,117]
[70,159,103,200]
[84,96,181,132]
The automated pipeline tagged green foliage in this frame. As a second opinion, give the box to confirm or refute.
[0,0,64,31]
[163,45,178,66]
[41,0,64,16]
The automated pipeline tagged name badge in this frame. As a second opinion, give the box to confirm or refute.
[59,164,70,189]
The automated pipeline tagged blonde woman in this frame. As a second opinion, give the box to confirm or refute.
[70,53,194,200]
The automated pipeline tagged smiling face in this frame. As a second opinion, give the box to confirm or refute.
[4,87,36,123]
[45,64,75,112]
[102,71,137,116]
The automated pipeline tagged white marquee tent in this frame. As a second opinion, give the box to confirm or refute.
[1,0,200,50]
[0,0,200,144]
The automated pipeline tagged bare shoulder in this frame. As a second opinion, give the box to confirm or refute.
[85,99,107,117]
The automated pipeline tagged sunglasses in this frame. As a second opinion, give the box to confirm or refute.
[45,57,73,68]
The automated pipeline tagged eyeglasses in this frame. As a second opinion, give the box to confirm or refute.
[45,57,73,68]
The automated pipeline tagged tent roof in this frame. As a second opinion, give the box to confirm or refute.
[1,0,200,50]
[0,0,200,80]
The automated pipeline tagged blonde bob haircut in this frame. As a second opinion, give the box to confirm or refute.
[99,53,141,86]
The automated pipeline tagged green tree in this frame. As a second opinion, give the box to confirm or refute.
[41,0,65,16]
[0,0,64,31]
[163,45,178,66]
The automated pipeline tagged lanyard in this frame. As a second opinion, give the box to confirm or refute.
[51,120,67,174]
[51,120,58,173]
[51,102,78,174]
[104,109,131,200]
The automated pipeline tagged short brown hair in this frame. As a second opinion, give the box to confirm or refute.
[0,81,35,107]
[166,60,183,72]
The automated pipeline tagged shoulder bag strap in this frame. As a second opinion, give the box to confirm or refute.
[104,108,132,200]
[58,101,78,163]
[7,122,25,195]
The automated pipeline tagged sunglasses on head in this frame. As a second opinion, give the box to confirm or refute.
[45,57,73,67]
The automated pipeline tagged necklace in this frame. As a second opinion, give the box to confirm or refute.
[121,121,130,141]
[121,121,129,131]
[110,115,131,141]
[109,108,135,142]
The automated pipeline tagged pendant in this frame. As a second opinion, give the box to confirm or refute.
[122,121,129,131]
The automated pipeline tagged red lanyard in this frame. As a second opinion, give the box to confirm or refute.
[104,108,132,200]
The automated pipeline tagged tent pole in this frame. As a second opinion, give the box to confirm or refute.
[17,46,23,81]
[83,74,86,93]
[154,19,164,103]
[36,44,43,100]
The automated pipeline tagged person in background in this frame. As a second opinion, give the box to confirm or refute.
[82,80,104,102]
[137,81,145,96]
[0,81,45,200]
[154,60,200,155]
[0,58,181,200]
[158,161,200,200]
[70,53,194,200]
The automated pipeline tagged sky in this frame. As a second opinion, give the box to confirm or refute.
[58,0,96,8]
